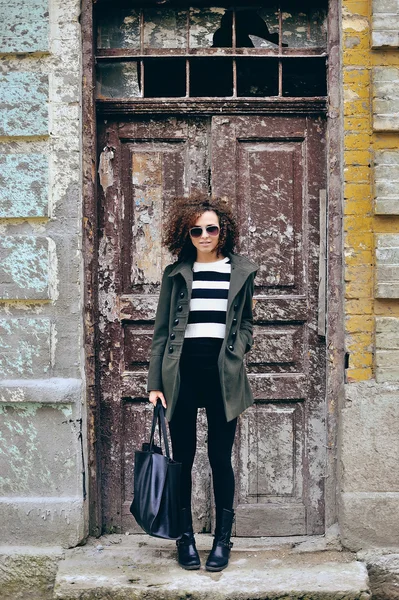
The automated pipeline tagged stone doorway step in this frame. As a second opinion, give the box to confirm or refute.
[54,534,370,600]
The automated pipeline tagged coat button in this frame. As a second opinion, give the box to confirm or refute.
[179,292,184,298]
[173,318,179,326]
[232,331,237,339]
[232,318,237,325]
[228,345,234,351]
[177,305,183,312]
[234,304,238,311]
[170,333,176,340]
[168,346,174,353]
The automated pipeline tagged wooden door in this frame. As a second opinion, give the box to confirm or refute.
[212,116,326,535]
[97,114,326,536]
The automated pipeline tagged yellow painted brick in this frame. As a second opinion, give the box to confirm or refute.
[375,300,399,316]
[342,1,370,17]
[344,118,372,133]
[344,249,373,267]
[344,215,373,232]
[345,315,374,333]
[343,51,371,67]
[371,53,399,67]
[344,83,370,99]
[344,165,371,183]
[345,231,374,250]
[344,183,372,201]
[345,298,373,315]
[345,263,372,282]
[346,329,372,344]
[343,68,370,85]
[344,28,370,46]
[344,132,372,150]
[374,217,399,233]
[345,279,373,299]
[346,367,373,382]
[373,134,399,150]
[344,199,373,215]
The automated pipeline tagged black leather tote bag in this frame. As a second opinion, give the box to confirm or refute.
[130,401,182,540]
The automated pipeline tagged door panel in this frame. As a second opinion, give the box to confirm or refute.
[212,115,326,535]
[98,114,326,536]
[98,117,212,532]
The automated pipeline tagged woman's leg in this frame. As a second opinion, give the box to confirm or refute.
[169,365,201,569]
[168,369,198,509]
[205,376,237,512]
[205,374,237,572]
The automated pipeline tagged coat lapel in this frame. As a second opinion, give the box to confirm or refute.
[168,260,193,298]
[226,254,257,314]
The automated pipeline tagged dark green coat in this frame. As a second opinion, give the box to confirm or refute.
[147,253,258,422]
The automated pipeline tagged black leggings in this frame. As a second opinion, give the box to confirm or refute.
[169,355,237,512]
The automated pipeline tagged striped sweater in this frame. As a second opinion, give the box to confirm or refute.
[184,257,231,339]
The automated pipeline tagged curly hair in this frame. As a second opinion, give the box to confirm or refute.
[163,193,239,262]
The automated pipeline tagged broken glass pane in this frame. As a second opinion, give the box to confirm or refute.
[144,59,186,97]
[282,58,327,96]
[247,7,280,49]
[190,58,233,96]
[237,58,279,96]
[96,61,141,98]
[97,9,140,49]
[190,7,226,48]
[143,9,187,49]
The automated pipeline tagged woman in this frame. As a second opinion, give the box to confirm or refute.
[147,195,257,572]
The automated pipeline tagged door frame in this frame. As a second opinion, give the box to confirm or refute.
[81,0,343,537]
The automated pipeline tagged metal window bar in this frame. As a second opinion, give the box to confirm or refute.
[278,7,282,97]
[140,8,144,97]
[232,9,237,97]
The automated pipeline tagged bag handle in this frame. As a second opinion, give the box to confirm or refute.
[149,400,171,459]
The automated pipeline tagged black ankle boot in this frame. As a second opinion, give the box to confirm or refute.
[205,508,234,572]
[176,508,200,570]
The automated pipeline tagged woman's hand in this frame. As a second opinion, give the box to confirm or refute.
[149,390,167,409]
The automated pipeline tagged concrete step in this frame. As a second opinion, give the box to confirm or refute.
[54,534,371,600]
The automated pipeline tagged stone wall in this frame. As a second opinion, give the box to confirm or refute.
[0,0,86,547]
[340,0,399,550]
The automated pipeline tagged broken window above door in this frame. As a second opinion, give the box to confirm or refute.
[95,1,328,100]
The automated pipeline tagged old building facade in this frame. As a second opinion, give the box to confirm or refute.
[0,0,398,553]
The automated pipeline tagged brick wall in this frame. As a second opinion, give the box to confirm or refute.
[340,0,399,549]
[0,0,86,547]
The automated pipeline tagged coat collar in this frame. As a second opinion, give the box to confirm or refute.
[167,253,258,279]
[168,253,258,311]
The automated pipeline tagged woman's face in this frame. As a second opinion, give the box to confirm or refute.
[189,210,221,262]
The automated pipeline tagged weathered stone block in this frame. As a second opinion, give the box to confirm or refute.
[0,236,56,300]
[340,380,399,549]
[0,378,82,404]
[375,234,399,298]
[374,150,399,214]
[0,547,63,600]
[341,381,399,491]
[0,497,85,548]
[0,73,48,137]
[376,317,399,381]
[366,554,399,600]
[372,0,399,48]
[0,403,81,496]
[0,318,51,378]
[373,67,399,131]
[340,492,399,550]
[0,0,49,53]
[0,154,49,218]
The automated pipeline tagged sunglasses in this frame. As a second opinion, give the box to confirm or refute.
[189,225,220,239]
